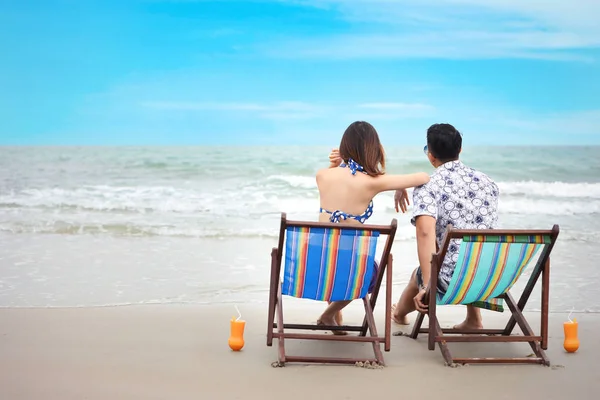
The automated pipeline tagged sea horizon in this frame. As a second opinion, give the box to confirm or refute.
[1,144,598,148]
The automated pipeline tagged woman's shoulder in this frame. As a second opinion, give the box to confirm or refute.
[316,167,331,179]
[316,167,372,187]
[316,167,336,185]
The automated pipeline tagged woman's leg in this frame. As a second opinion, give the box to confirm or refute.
[318,300,352,335]
[319,261,379,334]
[326,301,344,326]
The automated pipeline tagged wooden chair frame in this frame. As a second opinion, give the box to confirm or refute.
[267,213,397,366]
[410,224,560,366]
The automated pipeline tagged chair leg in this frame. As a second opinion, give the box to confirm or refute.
[410,312,425,339]
[384,254,393,352]
[503,254,545,336]
[428,313,436,351]
[427,289,437,351]
[267,248,278,346]
[362,297,384,366]
[360,262,386,337]
[415,305,453,364]
[433,318,454,365]
[504,293,549,366]
[276,281,286,365]
[541,258,550,350]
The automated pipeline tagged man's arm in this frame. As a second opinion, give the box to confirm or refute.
[415,215,437,289]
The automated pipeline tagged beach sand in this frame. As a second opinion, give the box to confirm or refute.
[0,303,598,400]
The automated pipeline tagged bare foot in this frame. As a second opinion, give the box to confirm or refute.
[452,319,483,331]
[317,316,347,336]
[391,303,410,325]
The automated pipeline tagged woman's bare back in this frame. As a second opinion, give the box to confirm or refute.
[317,166,375,225]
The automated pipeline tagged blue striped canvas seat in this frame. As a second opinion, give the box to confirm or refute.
[438,234,552,312]
[282,226,379,302]
[267,214,398,366]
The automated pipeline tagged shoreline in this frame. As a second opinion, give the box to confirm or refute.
[2,232,597,312]
[0,302,598,314]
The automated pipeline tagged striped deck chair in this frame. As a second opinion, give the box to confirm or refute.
[267,213,397,366]
[410,224,560,366]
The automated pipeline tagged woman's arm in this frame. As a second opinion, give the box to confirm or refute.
[368,172,430,193]
[328,148,342,168]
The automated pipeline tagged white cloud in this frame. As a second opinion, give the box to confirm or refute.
[358,102,433,110]
[269,0,600,60]
[355,102,435,119]
[141,101,330,120]
[269,32,595,61]
[285,0,600,30]
[141,100,435,120]
[501,109,600,136]
[142,101,267,111]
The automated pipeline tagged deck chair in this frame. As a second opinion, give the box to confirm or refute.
[410,224,559,366]
[267,213,397,366]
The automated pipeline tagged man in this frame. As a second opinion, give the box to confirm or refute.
[392,123,499,330]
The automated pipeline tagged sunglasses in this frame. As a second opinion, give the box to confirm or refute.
[423,145,428,155]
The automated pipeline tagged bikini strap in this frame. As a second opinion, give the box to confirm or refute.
[320,200,374,224]
[339,158,366,175]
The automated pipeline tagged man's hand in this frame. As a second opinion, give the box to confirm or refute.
[413,288,428,313]
[394,189,410,213]
[328,148,342,168]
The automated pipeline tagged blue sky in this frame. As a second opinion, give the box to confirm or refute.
[2,0,600,146]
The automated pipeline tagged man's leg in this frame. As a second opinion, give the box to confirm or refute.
[453,305,483,330]
[391,268,419,325]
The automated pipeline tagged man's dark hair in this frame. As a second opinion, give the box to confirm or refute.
[426,123,462,162]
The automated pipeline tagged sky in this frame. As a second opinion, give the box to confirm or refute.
[1,0,600,146]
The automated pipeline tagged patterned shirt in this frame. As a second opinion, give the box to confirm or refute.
[411,160,500,285]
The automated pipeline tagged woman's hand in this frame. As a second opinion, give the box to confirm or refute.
[394,189,410,213]
[328,148,342,168]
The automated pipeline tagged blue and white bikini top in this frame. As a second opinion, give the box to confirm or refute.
[319,158,374,224]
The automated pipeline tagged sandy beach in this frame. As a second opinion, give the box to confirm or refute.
[0,303,597,400]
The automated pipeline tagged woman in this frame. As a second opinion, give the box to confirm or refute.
[316,121,430,333]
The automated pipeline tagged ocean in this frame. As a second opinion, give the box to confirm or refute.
[1,146,599,312]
